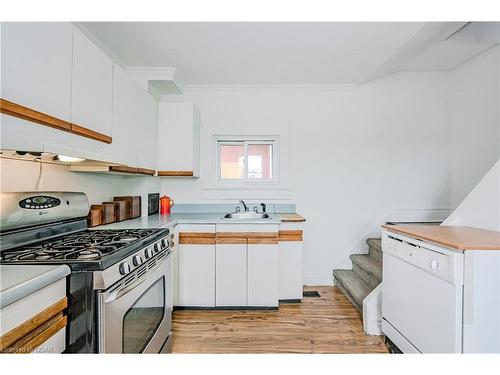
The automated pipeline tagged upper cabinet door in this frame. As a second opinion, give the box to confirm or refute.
[1,22,73,120]
[111,64,140,167]
[157,102,201,177]
[137,90,158,170]
[71,27,113,137]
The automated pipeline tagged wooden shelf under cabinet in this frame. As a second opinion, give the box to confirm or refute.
[157,170,194,177]
[109,166,155,176]
[69,165,155,176]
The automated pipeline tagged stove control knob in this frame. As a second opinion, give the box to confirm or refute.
[144,248,154,259]
[119,262,131,275]
[132,255,144,266]
[154,243,160,253]
[161,239,168,249]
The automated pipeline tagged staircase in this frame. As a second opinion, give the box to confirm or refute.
[332,238,382,312]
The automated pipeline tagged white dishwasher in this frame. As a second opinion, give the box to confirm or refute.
[381,232,464,353]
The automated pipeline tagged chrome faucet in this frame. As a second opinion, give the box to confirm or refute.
[239,200,248,212]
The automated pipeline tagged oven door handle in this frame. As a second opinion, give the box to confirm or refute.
[103,253,170,304]
[104,275,150,303]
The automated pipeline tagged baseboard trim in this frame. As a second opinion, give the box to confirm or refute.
[303,277,334,286]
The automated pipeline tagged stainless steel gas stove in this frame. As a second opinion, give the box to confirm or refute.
[0,192,174,354]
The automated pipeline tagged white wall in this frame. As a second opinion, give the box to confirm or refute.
[447,45,500,208]
[442,158,500,231]
[0,158,161,217]
[160,72,451,284]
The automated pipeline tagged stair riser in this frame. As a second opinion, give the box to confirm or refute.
[333,277,362,312]
[369,245,382,261]
[352,263,380,289]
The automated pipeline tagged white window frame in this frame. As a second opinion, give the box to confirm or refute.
[215,136,279,186]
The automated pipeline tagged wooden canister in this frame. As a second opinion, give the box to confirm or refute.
[113,196,141,219]
[104,201,128,222]
[88,205,103,227]
[101,202,116,224]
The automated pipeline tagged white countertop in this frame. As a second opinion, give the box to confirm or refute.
[95,212,283,230]
[0,264,70,308]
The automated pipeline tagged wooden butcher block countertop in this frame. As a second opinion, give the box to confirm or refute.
[382,224,500,251]
[278,213,306,222]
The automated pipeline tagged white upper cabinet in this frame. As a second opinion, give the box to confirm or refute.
[70,27,113,138]
[157,102,201,177]
[137,90,158,170]
[1,22,158,169]
[1,22,73,120]
[110,64,140,167]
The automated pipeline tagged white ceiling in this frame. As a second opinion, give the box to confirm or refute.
[83,22,426,85]
[83,22,499,86]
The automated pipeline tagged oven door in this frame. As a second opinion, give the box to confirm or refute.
[97,253,173,353]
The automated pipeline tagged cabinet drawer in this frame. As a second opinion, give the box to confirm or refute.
[0,278,66,335]
[0,289,67,354]
[32,326,66,354]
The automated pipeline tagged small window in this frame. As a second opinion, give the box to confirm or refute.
[216,137,277,183]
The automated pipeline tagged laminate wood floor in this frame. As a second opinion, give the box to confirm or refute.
[171,286,388,353]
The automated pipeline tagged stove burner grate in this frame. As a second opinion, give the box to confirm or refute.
[0,228,163,263]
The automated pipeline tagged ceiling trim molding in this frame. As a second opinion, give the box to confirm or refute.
[183,83,359,92]
[125,66,187,95]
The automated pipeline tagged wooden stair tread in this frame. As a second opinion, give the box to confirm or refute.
[332,269,372,309]
[350,254,382,282]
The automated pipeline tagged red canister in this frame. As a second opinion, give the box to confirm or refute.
[160,195,175,215]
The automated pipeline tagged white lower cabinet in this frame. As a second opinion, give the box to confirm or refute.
[0,277,67,353]
[215,243,247,306]
[278,241,303,300]
[278,222,304,301]
[176,223,279,308]
[177,225,216,307]
[247,243,279,307]
[216,224,279,308]
[215,241,279,308]
[178,244,215,307]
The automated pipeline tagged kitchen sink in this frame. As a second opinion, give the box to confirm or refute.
[223,212,270,219]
